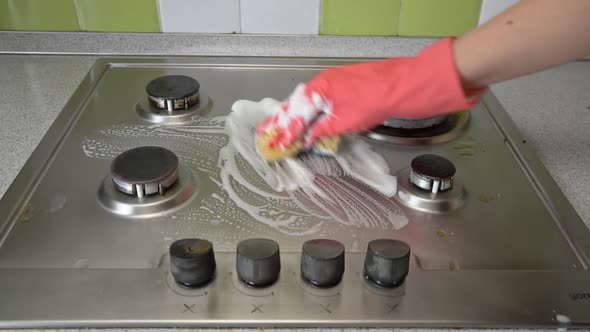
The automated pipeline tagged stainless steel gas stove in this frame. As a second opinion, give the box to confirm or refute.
[0,57,589,329]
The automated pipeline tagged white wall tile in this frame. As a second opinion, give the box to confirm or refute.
[479,0,519,25]
[158,0,240,33]
[240,0,320,35]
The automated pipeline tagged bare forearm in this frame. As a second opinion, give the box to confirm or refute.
[454,0,590,88]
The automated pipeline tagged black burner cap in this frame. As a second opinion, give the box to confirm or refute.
[146,75,200,99]
[411,154,456,180]
[111,146,179,185]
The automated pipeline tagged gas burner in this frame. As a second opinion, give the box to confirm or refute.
[111,146,179,198]
[137,75,211,124]
[98,146,197,217]
[410,154,455,194]
[395,154,465,213]
[147,75,200,111]
[366,112,469,146]
[382,115,447,129]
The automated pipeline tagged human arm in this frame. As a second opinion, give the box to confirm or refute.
[455,0,590,89]
[257,0,590,151]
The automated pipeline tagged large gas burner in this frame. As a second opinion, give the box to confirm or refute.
[367,112,470,145]
[111,146,179,198]
[382,115,447,129]
[97,146,197,217]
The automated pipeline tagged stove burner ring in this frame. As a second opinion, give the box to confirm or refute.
[146,75,200,111]
[410,154,456,194]
[110,146,179,198]
[137,75,211,124]
[394,168,466,214]
[366,112,470,146]
[382,115,447,129]
[99,152,197,218]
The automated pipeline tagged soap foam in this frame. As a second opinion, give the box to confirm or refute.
[219,98,407,232]
[227,98,398,197]
[81,101,408,239]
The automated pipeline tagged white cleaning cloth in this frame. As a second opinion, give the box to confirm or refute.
[224,98,397,197]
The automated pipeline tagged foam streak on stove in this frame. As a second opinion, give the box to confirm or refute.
[222,98,407,231]
[81,101,407,238]
[227,99,399,197]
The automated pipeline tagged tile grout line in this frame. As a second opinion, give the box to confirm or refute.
[317,0,323,35]
[238,0,242,34]
[156,0,164,33]
[73,0,82,31]
[477,0,485,25]
[474,0,485,29]
[397,0,403,37]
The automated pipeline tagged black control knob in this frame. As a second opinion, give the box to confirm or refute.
[301,239,345,288]
[236,238,281,287]
[170,238,216,287]
[364,239,410,287]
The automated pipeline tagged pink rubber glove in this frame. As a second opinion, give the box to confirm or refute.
[256,37,485,150]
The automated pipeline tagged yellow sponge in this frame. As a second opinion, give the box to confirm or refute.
[256,131,341,162]
[312,136,341,156]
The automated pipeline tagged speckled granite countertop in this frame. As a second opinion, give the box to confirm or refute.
[0,32,589,331]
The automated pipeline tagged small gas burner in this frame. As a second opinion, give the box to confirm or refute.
[137,75,211,124]
[395,154,465,213]
[409,154,455,194]
[111,146,179,198]
[146,75,200,112]
[366,112,469,146]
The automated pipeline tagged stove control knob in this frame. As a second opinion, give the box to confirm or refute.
[409,154,456,194]
[301,239,345,288]
[364,239,410,287]
[170,238,216,287]
[236,238,281,287]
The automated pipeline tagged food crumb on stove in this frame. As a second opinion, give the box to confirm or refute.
[453,142,478,156]
[18,202,34,222]
[458,148,475,156]
[478,193,497,203]
[74,259,89,269]
[449,259,461,271]
[437,229,447,237]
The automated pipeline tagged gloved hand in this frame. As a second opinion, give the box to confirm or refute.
[256,37,485,150]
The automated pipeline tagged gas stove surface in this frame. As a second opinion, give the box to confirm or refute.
[0,57,589,328]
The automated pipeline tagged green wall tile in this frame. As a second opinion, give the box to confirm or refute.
[0,0,79,31]
[321,0,400,36]
[399,0,481,37]
[76,0,159,32]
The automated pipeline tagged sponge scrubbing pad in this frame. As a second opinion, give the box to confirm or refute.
[311,136,341,156]
[256,131,341,162]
